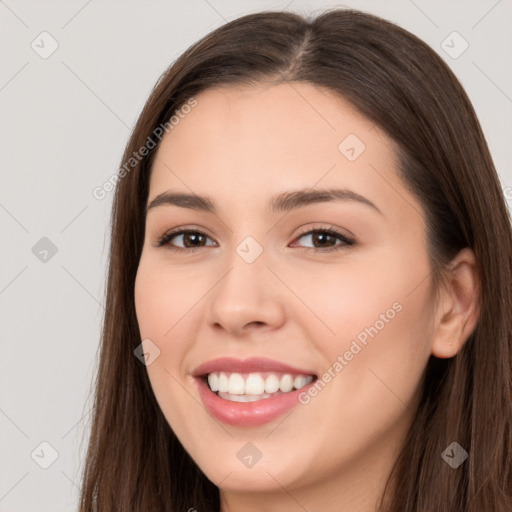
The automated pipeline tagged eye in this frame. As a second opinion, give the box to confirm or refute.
[153,228,216,251]
[291,226,355,253]
[153,226,355,253]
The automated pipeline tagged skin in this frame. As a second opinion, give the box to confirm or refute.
[134,82,479,512]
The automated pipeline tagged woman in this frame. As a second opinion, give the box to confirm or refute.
[79,8,512,511]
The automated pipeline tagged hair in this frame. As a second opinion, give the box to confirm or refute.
[78,8,512,511]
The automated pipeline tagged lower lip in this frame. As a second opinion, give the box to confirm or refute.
[195,377,315,427]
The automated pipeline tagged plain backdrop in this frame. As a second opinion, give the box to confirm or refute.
[1,1,511,510]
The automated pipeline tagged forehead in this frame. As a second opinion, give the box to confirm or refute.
[161,82,384,155]
[147,82,420,223]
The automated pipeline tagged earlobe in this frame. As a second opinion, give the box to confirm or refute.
[431,248,480,359]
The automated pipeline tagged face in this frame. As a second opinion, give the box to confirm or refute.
[134,82,437,505]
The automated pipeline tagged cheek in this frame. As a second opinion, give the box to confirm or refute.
[290,259,421,355]
[133,259,193,386]
[134,258,206,428]
[134,257,198,338]
[305,244,434,407]
[302,286,433,474]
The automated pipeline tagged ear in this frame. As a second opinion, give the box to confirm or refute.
[431,248,480,359]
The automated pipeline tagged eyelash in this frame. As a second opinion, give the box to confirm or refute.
[153,226,355,253]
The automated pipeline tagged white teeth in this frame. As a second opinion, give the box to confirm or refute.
[279,374,294,392]
[205,371,314,398]
[218,392,273,402]
[208,373,219,392]
[293,375,309,389]
[228,373,245,394]
[218,372,229,393]
[245,373,265,395]
[264,374,280,393]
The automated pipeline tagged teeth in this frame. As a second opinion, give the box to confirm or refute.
[206,371,314,398]
[280,374,293,392]
[228,373,245,394]
[218,372,229,392]
[293,375,309,389]
[208,372,219,392]
[264,374,280,393]
[219,392,273,402]
[245,374,265,395]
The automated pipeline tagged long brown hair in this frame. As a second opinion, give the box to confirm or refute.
[79,8,512,511]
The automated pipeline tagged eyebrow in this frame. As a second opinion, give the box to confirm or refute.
[146,187,382,215]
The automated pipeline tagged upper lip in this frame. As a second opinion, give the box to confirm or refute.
[192,357,317,377]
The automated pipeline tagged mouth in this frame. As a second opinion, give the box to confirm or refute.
[192,357,318,426]
[202,371,315,402]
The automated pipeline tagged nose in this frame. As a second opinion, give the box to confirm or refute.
[205,251,286,337]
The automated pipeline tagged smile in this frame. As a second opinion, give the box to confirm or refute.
[206,371,314,402]
[193,357,318,426]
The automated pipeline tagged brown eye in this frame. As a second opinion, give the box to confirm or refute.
[154,229,216,250]
[153,227,355,254]
[291,228,355,253]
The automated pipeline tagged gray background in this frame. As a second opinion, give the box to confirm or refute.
[1,1,510,510]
